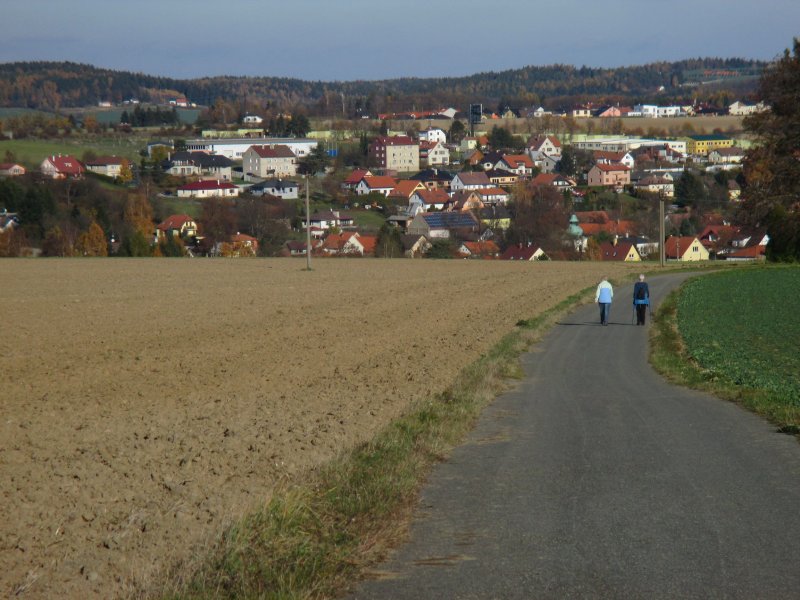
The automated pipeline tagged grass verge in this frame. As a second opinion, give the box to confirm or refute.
[156,286,596,600]
[649,269,800,435]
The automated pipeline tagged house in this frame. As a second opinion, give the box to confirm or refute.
[727,180,741,201]
[308,210,354,231]
[176,180,240,198]
[485,169,518,187]
[726,245,767,261]
[320,231,375,256]
[401,234,431,258]
[369,135,420,172]
[447,190,484,212]
[419,140,450,166]
[496,154,535,177]
[593,150,635,170]
[527,135,562,158]
[708,147,745,165]
[599,241,642,262]
[84,156,128,179]
[419,127,447,144]
[155,214,198,242]
[664,236,710,261]
[164,152,236,180]
[531,173,575,190]
[40,155,84,179]
[728,101,766,116]
[342,169,373,191]
[634,174,674,197]
[450,171,492,192]
[460,240,500,258]
[0,163,26,177]
[576,211,638,238]
[409,189,450,215]
[587,164,631,188]
[248,179,299,199]
[284,240,320,256]
[459,136,488,153]
[355,175,398,197]
[475,187,511,206]
[409,168,454,191]
[407,211,480,239]
[216,233,258,257]
[499,243,548,261]
[686,135,733,156]
[389,180,427,202]
[242,144,298,178]
[242,114,264,125]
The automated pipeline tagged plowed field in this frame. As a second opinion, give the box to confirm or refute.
[1,258,639,598]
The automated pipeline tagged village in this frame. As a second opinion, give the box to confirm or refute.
[0,98,769,262]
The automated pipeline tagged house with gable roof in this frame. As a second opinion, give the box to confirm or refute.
[0,163,26,177]
[248,179,299,199]
[389,180,427,203]
[355,175,398,197]
[84,156,129,179]
[593,150,635,170]
[409,189,450,215]
[419,140,450,166]
[599,241,642,262]
[499,243,548,261]
[459,240,500,259]
[496,154,535,177]
[410,168,454,192]
[40,155,84,179]
[665,236,709,261]
[531,173,575,190]
[155,214,198,243]
[450,171,492,192]
[527,135,562,158]
[342,169,373,191]
[407,211,479,239]
[419,127,447,144]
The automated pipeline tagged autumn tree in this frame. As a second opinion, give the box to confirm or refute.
[741,38,800,259]
[505,183,569,253]
[123,192,154,238]
[75,221,108,256]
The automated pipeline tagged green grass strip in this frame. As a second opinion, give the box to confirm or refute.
[157,285,598,600]
[650,266,800,435]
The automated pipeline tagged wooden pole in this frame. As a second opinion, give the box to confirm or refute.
[305,175,312,271]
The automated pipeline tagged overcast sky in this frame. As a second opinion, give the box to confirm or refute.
[2,1,798,81]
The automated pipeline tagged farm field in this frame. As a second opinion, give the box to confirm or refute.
[0,137,145,168]
[677,267,800,408]
[0,258,640,598]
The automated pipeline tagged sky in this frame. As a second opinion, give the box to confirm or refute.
[2,0,799,81]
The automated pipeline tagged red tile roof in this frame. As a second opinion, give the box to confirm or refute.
[248,144,296,158]
[362,175,398,190]
[45,155,84,175]
[157,214,195,231]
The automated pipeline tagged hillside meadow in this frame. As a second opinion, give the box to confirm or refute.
[0,258,640,598]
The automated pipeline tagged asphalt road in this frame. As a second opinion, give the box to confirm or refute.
[350,273,800,599]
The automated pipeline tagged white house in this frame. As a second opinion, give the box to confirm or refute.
[450,171,492,192]
[419,127,447,144]
[176,180,240,198]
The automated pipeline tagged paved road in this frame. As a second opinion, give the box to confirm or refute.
[350,274,800,599]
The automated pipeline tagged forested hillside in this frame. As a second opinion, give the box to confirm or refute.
[0,58,764,116]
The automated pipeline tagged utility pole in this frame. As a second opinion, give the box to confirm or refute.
[305,174,312,271]
[659,194,665,267]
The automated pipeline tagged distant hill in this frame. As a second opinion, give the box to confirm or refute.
[0,59,766,116]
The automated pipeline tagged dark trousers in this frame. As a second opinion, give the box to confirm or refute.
[599,303,610,325]
[636,304,648,325]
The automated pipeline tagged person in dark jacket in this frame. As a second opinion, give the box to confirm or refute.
[633,274,650,325]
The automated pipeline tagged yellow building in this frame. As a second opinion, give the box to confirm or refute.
[686,135,734,156]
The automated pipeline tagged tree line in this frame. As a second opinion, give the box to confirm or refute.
[0,58,765,117]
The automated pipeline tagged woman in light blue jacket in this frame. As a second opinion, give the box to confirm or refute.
[595,276,613,326]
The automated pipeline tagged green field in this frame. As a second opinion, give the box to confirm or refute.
[677,267,800,411]
[0,137,146,167]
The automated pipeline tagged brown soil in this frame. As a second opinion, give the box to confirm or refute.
[0,258,639,598]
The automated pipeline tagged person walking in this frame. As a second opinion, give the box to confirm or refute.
[595,276,613,326]
[633,274,650,325]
